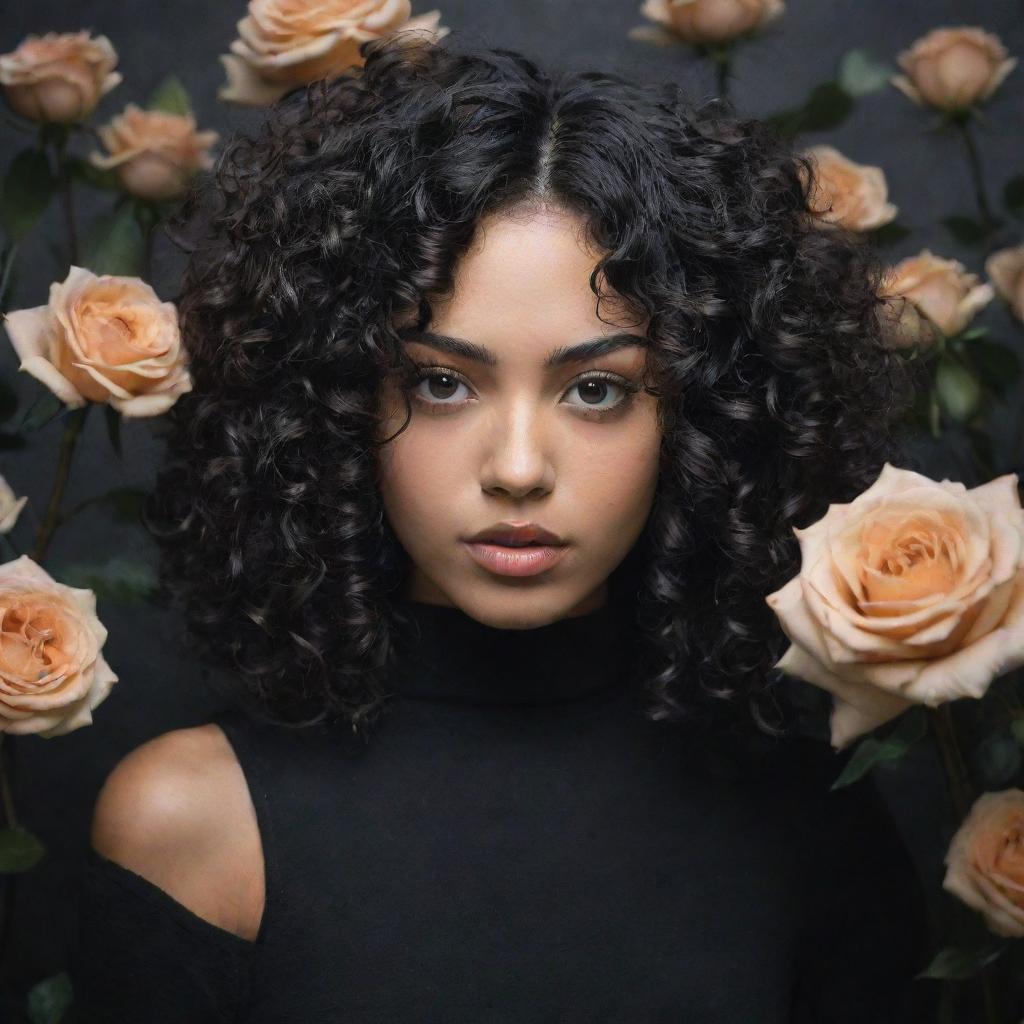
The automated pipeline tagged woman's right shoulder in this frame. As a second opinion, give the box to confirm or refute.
[89,721,266,942]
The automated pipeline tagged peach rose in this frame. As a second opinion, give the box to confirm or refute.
[879,250,994,338]
[799,144,898,233]
[985,244,1024,324]
[0,555,118,737]
[765,462,1024,751]
[0,31,122,123]
[943,788,1024,938]
[0,476,28,535]
[219,0,450,107]
[875,294,943,352]
[891,26,1017,112]
[88,104,220,202]
[2,266,192,418]
[631,0,785,47]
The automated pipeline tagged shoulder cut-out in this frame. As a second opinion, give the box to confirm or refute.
[89,723,265,942]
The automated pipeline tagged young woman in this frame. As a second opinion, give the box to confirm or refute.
[72,30,935,1022]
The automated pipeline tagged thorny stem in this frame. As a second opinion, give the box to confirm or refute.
[30,404,88,564]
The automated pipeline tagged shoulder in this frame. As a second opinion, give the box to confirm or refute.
[90,722,265,942]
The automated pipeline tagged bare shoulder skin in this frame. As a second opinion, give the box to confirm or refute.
[89,723,265,943]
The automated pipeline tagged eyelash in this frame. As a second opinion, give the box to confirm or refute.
[406,364,640,420]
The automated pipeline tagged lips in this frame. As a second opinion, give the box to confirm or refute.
[467,522,565,547]
[463,539,570,577]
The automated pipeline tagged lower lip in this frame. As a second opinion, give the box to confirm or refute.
[463,541,569,577]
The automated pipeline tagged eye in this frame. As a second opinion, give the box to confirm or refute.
[562,372,638,417]
[407,365,639,420]
[409,367,473,408]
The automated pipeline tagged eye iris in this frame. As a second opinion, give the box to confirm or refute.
[578,379,609,405]
[426,373,459,400]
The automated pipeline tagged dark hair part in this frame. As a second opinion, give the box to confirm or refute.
[145,31,925,747]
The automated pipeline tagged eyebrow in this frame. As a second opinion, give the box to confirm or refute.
[399,328,650,369]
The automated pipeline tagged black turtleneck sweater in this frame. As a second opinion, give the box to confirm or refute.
[71,596,936,1022]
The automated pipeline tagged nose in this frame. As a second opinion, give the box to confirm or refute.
[479,401,555,498]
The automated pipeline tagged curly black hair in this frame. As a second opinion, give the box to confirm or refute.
[145,30,926,750]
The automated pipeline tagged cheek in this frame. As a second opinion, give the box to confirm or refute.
[588,415,662,540]
[376,432,462,542]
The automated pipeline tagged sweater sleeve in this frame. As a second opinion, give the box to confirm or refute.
[789,750,938,1024]
[69,847,255,1023]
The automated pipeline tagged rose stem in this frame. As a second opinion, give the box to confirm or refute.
[30,404,89,565]
[928,703,973,820]
[0,736,16,829]
[52,127,80,267]
[927,703,1005,1023]
[952,112,997,237]
[707,47,731,106]
[0,404,89,974]
[0,240,18,315]
[0,733,20,979]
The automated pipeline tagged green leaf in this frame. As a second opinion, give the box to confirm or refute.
[766,81,854,139]
[830,706,927,790]
[1010,718,1024,746]
[146,75,192,116]
[838,49,895,97]
[956,325,990,342]
[942,214,991,245]
[66,156,120,192]
[795,81,855,133]
[26,970,73,1024]
[102,486,147,523]
[0,148,56,242]
[54,556,158,605]
[81,201,144,277]
[973,731,1022,788]
[104,403,123,459]
[1004,174,1024,217]
[935,357,981,423]
[867,221,912,247]
[0,824,46,872]
[917,942,1007,980]
[0,431,27,450]
[16,389,67,432]
[0,376,20,423]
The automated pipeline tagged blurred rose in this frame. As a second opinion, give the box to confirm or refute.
[89,104,219,202]
[631,0,784,47]
[892,26,1017,112]
[985,244,1024,324]
[879,250,994,337]
[875,294,943,352]
[0,476,27,535]
[799,144,898,233]
[765,463,1024,751]
[0,555,118,737]
[943,788,1024,938]
[219,0,450,107]
[0,30,121,123]
[2,266,192,418]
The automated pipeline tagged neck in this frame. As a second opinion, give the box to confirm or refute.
[387,595,636,706]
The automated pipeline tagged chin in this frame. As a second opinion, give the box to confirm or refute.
[456,585,604,630]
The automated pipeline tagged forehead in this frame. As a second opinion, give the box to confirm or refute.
[414,210,646,352]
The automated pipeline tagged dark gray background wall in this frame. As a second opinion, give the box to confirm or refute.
[0,0,1022,1016]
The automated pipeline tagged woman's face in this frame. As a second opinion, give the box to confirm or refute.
[375,207,662,628]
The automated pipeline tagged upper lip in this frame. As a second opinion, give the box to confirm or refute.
[467,522,566,546]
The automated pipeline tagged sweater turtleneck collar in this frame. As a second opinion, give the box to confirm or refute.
[387,593,637,706]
